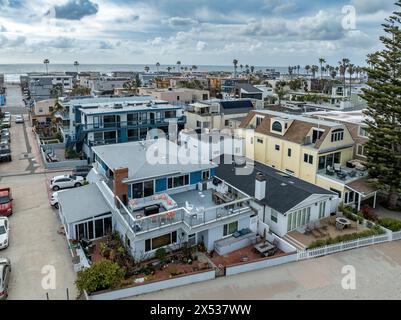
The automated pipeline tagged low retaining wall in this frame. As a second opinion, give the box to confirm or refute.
[89,269,216,300]
[39,142,87,170]
[225,252,297,276]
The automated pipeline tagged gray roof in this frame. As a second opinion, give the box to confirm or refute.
[214,156,335,214]
[58,184,112,224]
[93,139,217,182]
[238,83,263,93]
[60,96,156,106]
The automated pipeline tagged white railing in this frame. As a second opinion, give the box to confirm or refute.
[393,231,401,241]
[297,233,391,261]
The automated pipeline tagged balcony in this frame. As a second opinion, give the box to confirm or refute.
[79,117,186,132]
[317,165,368,184]
[116,188,253,236]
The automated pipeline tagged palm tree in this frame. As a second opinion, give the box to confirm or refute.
[347,63,355,98]
[43,59,50,74]
[250,66,255,74]
[330,69,337,80]
[192,65,198,72]
[311,65,319,79]
[297,65,300,76]
[144,65,150,73]
[338,58,350,89]
[167,66,172,73]
[305,65,311,76]
[232,59,238,77]
[176,61,181,73]
[240,64,244,73]
[288,66,293,79]
[318,58,326,79]
[74,61,79,74]
[156,62,160,73]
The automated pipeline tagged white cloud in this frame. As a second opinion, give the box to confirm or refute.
[196,40,207,51]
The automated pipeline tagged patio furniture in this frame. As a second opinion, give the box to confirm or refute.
[334,163,342,172]
[326,166,335,176]
[337,172,348,180]
[336,217,352,230]
[254,241,276,257]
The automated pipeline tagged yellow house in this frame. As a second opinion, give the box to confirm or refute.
[240,110,377,210]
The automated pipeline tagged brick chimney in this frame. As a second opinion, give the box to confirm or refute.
[113,167,129,205]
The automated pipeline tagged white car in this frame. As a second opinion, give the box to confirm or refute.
[15,115,24,124]
[0,217,9,250]
[50,191,60,209]
[50,174,85,191]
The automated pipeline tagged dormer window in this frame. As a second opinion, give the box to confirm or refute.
[256,117,263,127]
[272,121,283,133]
[312,129,324,143]
[331,129,344,142]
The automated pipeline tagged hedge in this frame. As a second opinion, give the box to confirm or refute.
[378,218,401,232]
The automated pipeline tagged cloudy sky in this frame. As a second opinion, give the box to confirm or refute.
[0,0,395,66]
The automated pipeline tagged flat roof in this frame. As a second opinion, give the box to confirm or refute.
[80,103,181,115]
[60,96,157,106]
[214,155,335,214]
[93,139,216,182]
[309,110,368,125]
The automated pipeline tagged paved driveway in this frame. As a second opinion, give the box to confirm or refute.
[0,84,77,300]
[131,241,401,300]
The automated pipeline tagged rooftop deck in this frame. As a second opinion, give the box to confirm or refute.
[317,166,368,184]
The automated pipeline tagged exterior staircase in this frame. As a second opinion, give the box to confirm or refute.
[283,234,307,251]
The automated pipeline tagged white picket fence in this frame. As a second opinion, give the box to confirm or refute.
[297,233,394,261]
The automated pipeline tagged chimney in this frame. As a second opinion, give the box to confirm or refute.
[255,172,266,201]
[113,167,129,205]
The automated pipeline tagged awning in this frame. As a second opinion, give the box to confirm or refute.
[346,177,378,197]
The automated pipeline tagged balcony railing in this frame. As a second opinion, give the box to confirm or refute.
[115,196,253,236]
[79,117,185,131]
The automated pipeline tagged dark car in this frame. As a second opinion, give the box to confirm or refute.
[72,165,93,178]
[0,130,10,143]
[0,146,11,162]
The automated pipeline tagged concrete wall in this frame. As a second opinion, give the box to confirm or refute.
[225,252,297,276]
[89,269,216,300]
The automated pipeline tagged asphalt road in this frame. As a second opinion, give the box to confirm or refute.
[0,84,77,300]
[2,83,28,114]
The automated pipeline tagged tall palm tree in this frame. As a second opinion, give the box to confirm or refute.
[318,58,326,79]
[288,66,293,79]
[240,64,244,73]
[156,62,160,72]
[338,58,350,90]
[297,65,300,76]
[192,65,198,72]
[43,59,50,74]
[311,65,319,79]
[232,59,238,77]
[176,61,181,73]
[73,61,79,76]
[167,66,172,73]
[144,65,150,73]
[347,64,355,98]
[330,69,337,80]
[305,65,311,76]
[250,66,255,74]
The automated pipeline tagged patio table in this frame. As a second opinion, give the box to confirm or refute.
[254,242,275,256]
[336,217,352,230]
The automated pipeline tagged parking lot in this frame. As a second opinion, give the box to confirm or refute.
[0,84,77,300]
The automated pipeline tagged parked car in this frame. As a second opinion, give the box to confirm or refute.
[0,258,11,300]
[50,175,85,191]
[0,217,9,249]
[0,145,11,162]
[72,165,93,178]
[50,191,60,209]
[0,188,13,216]
[1,118,11,129]
[15,115,24,124]
[0,129,10,143]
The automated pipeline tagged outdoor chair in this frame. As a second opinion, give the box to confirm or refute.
[326,166,335,176]
[334,163,342,172]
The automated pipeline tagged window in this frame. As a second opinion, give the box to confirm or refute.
[133,182,143,199]
[223,221,238,236]
[272,121,282,133]
[287,207,311,232]
[330,188,342,199]
[143,180,154,197]
[145,231,177,252]
[164,110,176,118]
[177,96,180,101]
[318,201,326,219]
[312,129,324,143]
[287,148,292,157]
[196,121,201,128]
[257,138,264,144]
[275,144,280,151]
[331,129,344,142]
[271,210,278,223]
[202,170,210,181]
[345,191,355,204]
[127,113,138,125]
[318,152,341,170]
[357,144,367,157]
[168,174,189,189]
[304,153,313,164]
[359,126,369,137]
[256,117,263,127]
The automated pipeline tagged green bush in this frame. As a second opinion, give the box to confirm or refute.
[308,227,385,249]
[378,218,401,232]
[155,248,168,262]
[65,148,79,159]
[75,259,126,294]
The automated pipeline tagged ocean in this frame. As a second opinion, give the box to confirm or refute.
[0,64,291,82]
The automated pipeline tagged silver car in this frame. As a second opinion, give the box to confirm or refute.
[0,258,11,300]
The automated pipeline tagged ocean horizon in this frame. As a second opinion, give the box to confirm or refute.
[0,64,293,82]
